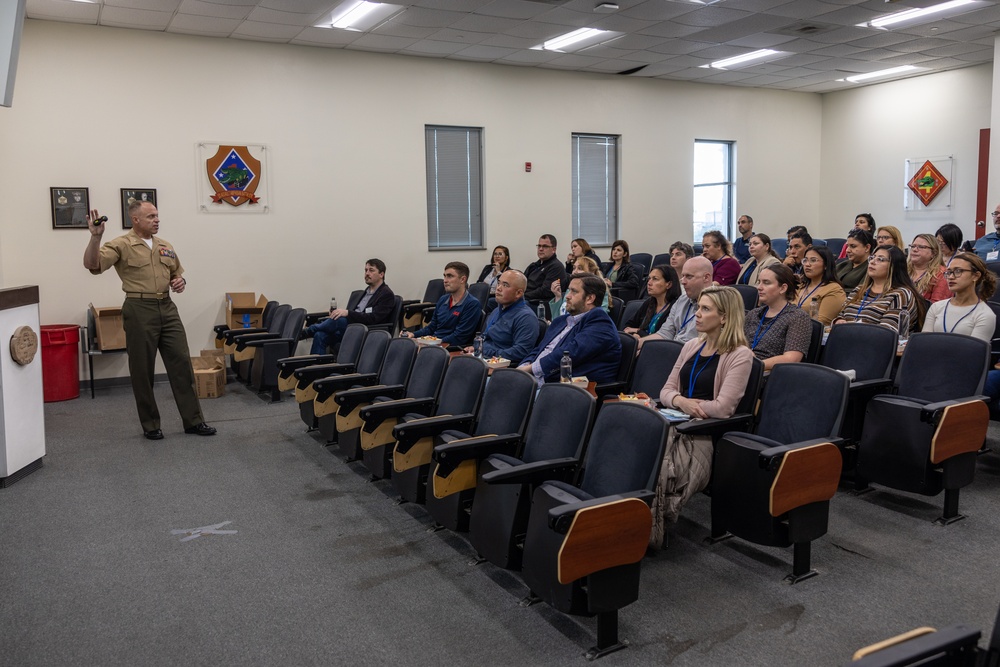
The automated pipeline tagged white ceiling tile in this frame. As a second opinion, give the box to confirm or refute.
[919,42,988,58]
[476,0,554,20]
[373,20,437,39]
[603,33,669,50]
[425,27,491,44]
[176,0,252,19]
[943,3,1000,24]
[700,69,764,83]
[647,39,711,56]
[502,20,580,39]
[817,56,880,72]
[686,13,798,42]
[932,24,1000,42]
[258,0,338,11]
[808,42,867,56]
[413,0,490,10]
[106,0,183,11]
[735,74,795,85]
[478,33,538,48]
[882,37,954,54]
[348,33,421,50]
[892,19,971,38]
[451,44,519,60]
[762,0,841,20]
[810,5,882,26]
[636,21,705,39]
[689,44,753,59]
[847,31,923,49]
[773,53,828,66]
[722,0,793,12]
[533,7,599,28]
[245,7,320,27]
[231,20,302,38]
[918,56,982,69]
[873,52,942,66]
[626,49,674,63]
[727,32,800,48]
[26,0,100,23]
[658,67,716,80]
[101,6,174,29]
[168,13,241,34]
[774,38,827,53]
[450,13,523,32]
[542,53,610,68]
[495,49,563,64]
[954,50,993,63]
[805,25,872,43]
[290,26,360,45]
[395,7,467,28]
[671,6,755,28]
[619,0,699,21]
[398,39,469,54]
[590,15,658,32]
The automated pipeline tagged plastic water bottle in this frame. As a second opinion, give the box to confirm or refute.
[536,303,547,321]
[809,298,820,320]
[242,314,251,328]
[560,352,572,383]
[473,333,484,358]
[330,296,338,311]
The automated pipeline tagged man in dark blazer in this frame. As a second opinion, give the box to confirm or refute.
[304,258,395,354]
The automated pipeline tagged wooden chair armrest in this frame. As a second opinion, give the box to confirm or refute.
[769,441,842,517]
[930,400,990,465]
[556,496,653,585]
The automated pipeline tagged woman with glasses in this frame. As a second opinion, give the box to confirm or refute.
[564,238,601,276]
[743,263,813,370]
[736,232,781,286]
[624,265,681,341]
[923,252,996,341]
[798,245,847,326]
[907,233,951,303]
[833,245,922,334]
[936,223,963,267]
[653,286,753,548]
[836,228,875,290]
[600,239,644,302]
[702,230,741,286]
[875,226,905,251]
[477,245,511,295]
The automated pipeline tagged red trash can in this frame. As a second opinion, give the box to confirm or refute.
[40,324,81,402]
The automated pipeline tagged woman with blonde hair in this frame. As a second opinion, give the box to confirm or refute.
[875,226,905,251]
[564,238,600,275]
[652,285,754,548]
[907,233,951,303]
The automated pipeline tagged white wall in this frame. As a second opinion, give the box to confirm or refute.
[819,64,993,243]
[2,20,826,379]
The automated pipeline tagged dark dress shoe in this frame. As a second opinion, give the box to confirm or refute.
[184,423,217,436]
[144,429,164,440]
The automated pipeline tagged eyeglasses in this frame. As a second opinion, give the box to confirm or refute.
[909,244,933,251]
[992,212,1000,217]
[943,268,973,278]
[868,255,890,264]
[875,235,892,242]
[536,244,553,249]
[801,257,822,264]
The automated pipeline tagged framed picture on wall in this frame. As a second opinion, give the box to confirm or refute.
[50,187,90,229]
[121,189,157,229]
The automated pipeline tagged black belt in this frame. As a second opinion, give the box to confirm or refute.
[125,292,170,300]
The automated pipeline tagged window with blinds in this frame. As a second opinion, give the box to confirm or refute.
[572,133,619,246]
[425,125,484,249]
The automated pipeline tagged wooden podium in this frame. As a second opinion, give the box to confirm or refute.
[0,286,45,486]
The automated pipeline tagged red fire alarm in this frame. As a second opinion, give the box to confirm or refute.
[525,162,532,172]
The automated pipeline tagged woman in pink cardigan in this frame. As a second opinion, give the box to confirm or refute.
[652,285,754,548]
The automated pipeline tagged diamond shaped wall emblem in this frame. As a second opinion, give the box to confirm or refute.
[907,160,949,207]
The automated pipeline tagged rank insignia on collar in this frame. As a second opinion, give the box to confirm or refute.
[206,145,262,207]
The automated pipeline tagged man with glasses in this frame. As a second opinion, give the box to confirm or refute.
[646,255,713,346]
[464,270,538,366]
[733,214,754,264]
[401,262,480,347]
[974,204,1000,261]
[524,234,567,307]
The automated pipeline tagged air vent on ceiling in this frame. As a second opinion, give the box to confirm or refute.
[771,22,839,37]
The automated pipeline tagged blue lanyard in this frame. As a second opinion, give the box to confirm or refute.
[751,303,788,350]
[686,342,718,398]
[740,261,756,285]
[943,299,980,333]
[797,282,821,308]
[856,289,874,319]
[681,301,696,329]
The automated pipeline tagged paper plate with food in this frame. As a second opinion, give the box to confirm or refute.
[485,356,510,369]
[414,336,443,346]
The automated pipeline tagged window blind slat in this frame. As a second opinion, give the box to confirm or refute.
[572,134,618,246]
[426,126,483,248]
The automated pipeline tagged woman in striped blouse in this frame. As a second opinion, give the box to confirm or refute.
[833,245,923,335]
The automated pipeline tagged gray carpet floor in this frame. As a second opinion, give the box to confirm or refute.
[2,380,1000,666]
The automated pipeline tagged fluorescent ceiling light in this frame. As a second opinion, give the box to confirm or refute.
[704,49,781,69]
[538,28,610,51]
[333,1,379,29]
[841,65,920,83]
[861,0,977,28]
[319,1,403,31]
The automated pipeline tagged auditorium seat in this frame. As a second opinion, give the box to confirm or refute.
[312,330,391,446]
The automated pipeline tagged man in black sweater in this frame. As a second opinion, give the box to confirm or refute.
[524,234,567,307]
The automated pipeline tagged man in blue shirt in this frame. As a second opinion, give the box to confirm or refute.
[465,270,538,365]
[732,214,753,264]
[974,204,1000,261]
[402,262,480,347]
[519,273,621,384]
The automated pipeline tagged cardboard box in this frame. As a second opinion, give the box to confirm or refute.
[192,350,226,399]
[89,304,127,351]
[226,292,268,330]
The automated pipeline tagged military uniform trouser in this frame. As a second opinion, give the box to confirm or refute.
[122,298,203,432]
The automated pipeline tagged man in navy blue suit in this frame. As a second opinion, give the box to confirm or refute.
[518,273,621,384]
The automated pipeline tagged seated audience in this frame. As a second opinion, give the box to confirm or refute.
[743,264,812,371]
[624,265,681,341]
[702,230,741,286]
[549,256,608,318]
[875,225,905,251]
[303,258,395,355]
[650,256,714,346]
[797,245,847,327]
[669,241,695,273]
[564,238,601,275]
[524,234,566,305]
[401,261,480,347]
[907,233,951,303]
[464,270,538,366]
[653,285,753,548]
[733,214,754,263]
[783,229,811,278]
[923,252,996,341]
[600,239,644,302]
[936,223,963,267]
[973,204,1000,261]
[518,273,621,385]
[836,228,874,290]
[838,213,875,259]
[736,232,781,286]
[834,245,921,335]
[476,245,510,296]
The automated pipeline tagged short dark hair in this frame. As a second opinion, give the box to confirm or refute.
[855,213,876,230]
[759,262,798,302]
[444,261,470,281]
[669,241,694,259]
[703,230,732,256]
[611,239,630,262]
[740,214,753,224]
[789,230,812,247]
[786,225,808,236]
[366,258,386,275]
[569,272,606,307]
[935,223,963,254]
[540,234,557,248]
[847,228,875,250]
